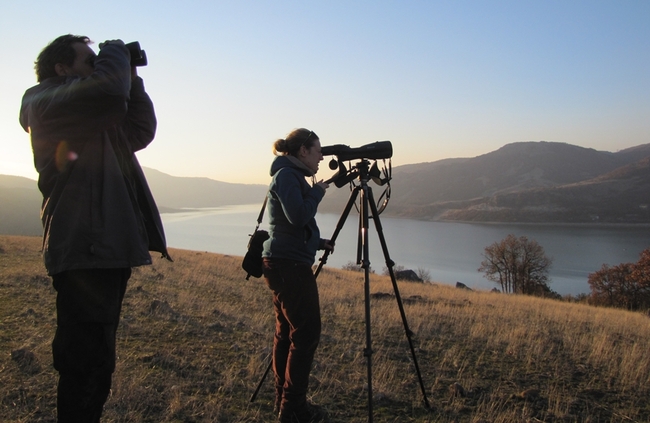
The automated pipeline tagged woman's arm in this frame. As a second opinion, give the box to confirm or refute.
[273,171,325,227]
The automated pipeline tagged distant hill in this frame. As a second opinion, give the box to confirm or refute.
[0,169,268,236]
[142,168,268,209]
[3,141,650,234]
[320,141,650,223]
[0,175,42,236]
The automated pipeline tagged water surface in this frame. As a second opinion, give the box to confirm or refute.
[161,205,650,296]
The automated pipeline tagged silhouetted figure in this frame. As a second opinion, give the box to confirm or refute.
[262,128,333,423]
[19,34,171,422]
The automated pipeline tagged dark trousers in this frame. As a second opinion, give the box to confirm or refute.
[52,268,131,423]
[263,259,321,413]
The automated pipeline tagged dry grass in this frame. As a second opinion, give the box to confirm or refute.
[1,235,649,422]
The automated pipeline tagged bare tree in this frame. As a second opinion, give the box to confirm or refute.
[342,261,374,273]
[588,249,650,310]
[417,267,432,283]
[588,263,634,308]
[479,234,553,295]
[631,249,650,296]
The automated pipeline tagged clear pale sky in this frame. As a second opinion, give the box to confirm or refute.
[1,1,648,184]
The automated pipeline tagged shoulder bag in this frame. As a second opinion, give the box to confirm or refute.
[242,195,270,280]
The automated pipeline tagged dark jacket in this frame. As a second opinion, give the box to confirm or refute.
[19,43,170,275]
[262,155,326,265]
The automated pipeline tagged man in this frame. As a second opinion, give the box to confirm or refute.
[19,34,171,422]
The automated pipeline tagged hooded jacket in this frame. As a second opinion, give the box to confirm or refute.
[19,42,170,275]
[262,155,326,265]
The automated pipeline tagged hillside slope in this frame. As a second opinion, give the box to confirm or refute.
[1,235,648,422]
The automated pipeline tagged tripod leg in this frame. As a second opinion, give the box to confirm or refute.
[314,186,360,278]
[359,185,374,422]
[365,186,432,409]
[250,357,273,402]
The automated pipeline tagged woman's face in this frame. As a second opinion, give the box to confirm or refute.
[299,139,323,174]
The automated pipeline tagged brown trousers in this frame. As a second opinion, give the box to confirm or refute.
[263,258,321,413]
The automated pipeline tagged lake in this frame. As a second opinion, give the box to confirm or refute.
[161,204,650,296]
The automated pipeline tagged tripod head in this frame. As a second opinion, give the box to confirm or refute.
[323,140,392,185]
[321,141,392,214]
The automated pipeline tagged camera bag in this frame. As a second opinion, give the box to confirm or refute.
[242,195,269,279]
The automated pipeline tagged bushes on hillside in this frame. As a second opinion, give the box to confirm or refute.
[588,249,650,311]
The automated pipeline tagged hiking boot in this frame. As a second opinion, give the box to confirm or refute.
[278,402,327,423]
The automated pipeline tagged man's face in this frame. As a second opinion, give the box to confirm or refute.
[58,42,96,78]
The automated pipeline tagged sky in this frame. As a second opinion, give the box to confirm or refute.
[1,1,649,185]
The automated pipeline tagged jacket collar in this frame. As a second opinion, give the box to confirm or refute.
[270,155,314,177]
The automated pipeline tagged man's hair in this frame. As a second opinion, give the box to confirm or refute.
[35,34,91,82]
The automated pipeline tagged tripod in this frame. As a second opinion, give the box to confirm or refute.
[251,159,430,422]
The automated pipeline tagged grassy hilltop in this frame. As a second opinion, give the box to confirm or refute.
[1,235,649,422]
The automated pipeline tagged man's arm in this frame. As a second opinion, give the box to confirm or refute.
[123,75,157,153]
[29,43,133,133]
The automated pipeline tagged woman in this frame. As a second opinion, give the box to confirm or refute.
[262,128,333,423]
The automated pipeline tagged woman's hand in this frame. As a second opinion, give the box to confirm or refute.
[323,239,335,253]
[316,180,330,191]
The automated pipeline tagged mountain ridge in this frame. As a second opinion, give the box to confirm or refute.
[2,141,650,236]
[365,141,650,223]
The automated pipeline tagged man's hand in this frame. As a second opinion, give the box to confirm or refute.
[98,40,137,80]
[99,40,125,49]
